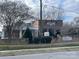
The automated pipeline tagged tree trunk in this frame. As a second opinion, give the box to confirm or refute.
[6,25,12,41]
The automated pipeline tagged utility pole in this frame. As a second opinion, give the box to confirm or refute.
[40,0,42,20]
[39,0,43,37]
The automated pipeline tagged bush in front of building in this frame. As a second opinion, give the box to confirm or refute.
[33,36,52,44]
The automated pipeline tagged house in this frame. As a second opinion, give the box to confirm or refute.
[2,19,35,39]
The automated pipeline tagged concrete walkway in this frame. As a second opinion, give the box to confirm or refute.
[0,46,79,56]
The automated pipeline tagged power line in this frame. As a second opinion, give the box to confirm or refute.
[44,5,79,14]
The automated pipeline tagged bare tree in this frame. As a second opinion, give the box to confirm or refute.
[0,1,32,39]
[74,17,79,27]
[62,22,73,36]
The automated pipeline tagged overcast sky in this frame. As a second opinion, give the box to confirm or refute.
[24,0,79,22]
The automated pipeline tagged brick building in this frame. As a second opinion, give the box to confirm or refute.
[32,20,63,37]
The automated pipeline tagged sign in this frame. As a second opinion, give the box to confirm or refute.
[44,32,49,36]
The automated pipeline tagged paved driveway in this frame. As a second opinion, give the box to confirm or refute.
[0,51,79,59]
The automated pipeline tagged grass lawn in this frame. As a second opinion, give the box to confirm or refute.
[0,42,79,50]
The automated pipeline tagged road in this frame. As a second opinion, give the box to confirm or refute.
[0,51,79,59]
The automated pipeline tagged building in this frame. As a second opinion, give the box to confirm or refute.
[32,20,63,37]
[2,20,34,39]
[2,19,63,39]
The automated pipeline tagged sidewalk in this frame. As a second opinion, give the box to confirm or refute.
[0,45,79,56]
